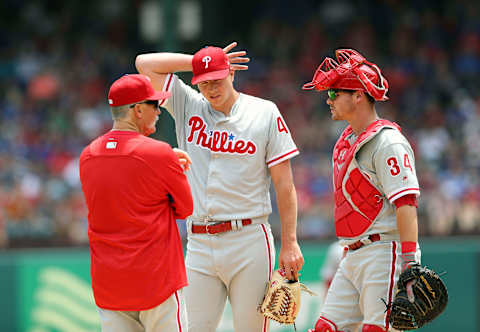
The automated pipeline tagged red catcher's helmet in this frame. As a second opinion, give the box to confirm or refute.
[302,49,389,101]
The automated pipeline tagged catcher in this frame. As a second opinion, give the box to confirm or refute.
[302,49,448,332]
[258,269,316,330]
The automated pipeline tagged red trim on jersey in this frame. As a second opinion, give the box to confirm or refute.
[261,224,272,332]
[388,188,419,202]
[166,73,174,90]
[160,73,174,107]
[385,241,397,330]
[174,291,182,332]
[267,148,299,167]
[393,194,418,208]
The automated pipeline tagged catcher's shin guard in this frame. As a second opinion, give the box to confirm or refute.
[308,316,343,332]
[362,324,386,332]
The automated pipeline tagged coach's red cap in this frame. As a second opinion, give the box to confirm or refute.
[108,74,171,107]
[191,47,230,85]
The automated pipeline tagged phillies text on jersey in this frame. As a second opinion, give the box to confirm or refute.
[187,115,257,154]
[160,73,299,220]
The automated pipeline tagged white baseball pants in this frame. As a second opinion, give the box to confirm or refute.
[97,289,187,332]
[321,241,419,331]
[184,223,275,332]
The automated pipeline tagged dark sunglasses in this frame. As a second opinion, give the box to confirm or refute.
[130,100,160,109]
[327,89,353,100]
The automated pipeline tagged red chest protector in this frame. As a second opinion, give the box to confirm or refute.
[333,119,400,237]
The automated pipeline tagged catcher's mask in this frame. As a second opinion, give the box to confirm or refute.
[302,49,389,101]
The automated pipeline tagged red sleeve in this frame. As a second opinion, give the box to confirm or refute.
[393,193,418,208]
[154,145,193,219]
[142,141,193,219]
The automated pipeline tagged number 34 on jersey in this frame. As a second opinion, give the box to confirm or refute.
[386,154,413,176]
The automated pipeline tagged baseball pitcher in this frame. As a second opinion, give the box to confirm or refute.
[135,42,304,332]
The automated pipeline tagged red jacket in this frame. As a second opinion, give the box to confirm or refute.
[79,130,193,310]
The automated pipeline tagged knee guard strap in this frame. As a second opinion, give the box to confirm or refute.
[311,316,342,332]
[362,324,386,332]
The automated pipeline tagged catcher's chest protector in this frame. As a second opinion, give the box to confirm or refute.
[333,120,400,237]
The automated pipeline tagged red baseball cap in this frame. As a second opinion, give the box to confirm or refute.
[191,46,230,85]
[107,74,171,107]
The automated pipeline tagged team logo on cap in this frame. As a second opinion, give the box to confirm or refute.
[202,56,212,69]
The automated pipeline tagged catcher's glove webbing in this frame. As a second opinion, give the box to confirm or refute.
[258,269,316,329]
[389,264,448,330]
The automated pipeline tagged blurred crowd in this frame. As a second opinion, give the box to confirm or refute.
[1,0,480,248]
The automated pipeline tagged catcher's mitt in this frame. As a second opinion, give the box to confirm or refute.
[389,264,448,330]
[258,269,316,326]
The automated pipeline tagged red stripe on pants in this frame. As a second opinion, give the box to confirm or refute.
[174,291,182,332]
[261,224,272,332]
[385,241,397,329]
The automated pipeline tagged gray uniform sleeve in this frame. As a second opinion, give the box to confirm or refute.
[161,73,202,124]
[374,141,420,203]
[265,104,299,167]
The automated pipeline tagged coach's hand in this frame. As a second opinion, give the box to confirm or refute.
[279,241,304,281]
[223,41,250,71]
[173,148,192,171]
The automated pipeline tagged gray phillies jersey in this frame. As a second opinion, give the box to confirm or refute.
[342,127,420,241]
[161,74,299,220]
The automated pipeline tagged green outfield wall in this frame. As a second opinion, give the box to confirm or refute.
[0,237,478,332]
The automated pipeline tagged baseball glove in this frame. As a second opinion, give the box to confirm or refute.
[389,264,448,330]
[258,269,316,326]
